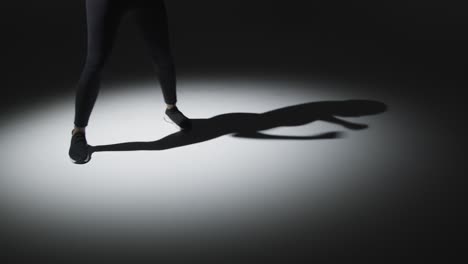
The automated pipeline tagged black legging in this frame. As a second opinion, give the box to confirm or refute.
[74,0,177,128]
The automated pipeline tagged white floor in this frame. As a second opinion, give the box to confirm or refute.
[0,75,430,245]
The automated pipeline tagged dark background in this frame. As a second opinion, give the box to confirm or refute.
[1,0,466,261]
[1,1,466,106]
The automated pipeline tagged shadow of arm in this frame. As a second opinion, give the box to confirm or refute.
[231,131,343,140]
[321,116,368,130]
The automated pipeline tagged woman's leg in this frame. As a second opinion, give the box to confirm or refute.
[130,0,177,106]
[74,0,125,129]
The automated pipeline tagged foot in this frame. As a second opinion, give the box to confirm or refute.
[68,129,91,164]
[164,106,192,130]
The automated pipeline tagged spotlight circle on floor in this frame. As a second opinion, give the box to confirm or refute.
[0,77,395,241]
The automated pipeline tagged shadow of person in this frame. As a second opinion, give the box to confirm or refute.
[89,99,387,153]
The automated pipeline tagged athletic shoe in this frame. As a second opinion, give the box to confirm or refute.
[164,106,192,130]
[68,129,91,164]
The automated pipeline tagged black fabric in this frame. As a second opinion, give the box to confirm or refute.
[165,106,192,129]
[74,0,177,127]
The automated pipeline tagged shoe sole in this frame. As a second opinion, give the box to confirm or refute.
[69,147,91,164]
[163,115,184,131]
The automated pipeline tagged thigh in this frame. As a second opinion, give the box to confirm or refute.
[129,1,172,57]
[84,0,125,64]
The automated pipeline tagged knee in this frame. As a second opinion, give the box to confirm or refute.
[158,60,175,72]
[83,55,108,73]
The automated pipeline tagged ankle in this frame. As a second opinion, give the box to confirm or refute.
[73,127,86,135]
